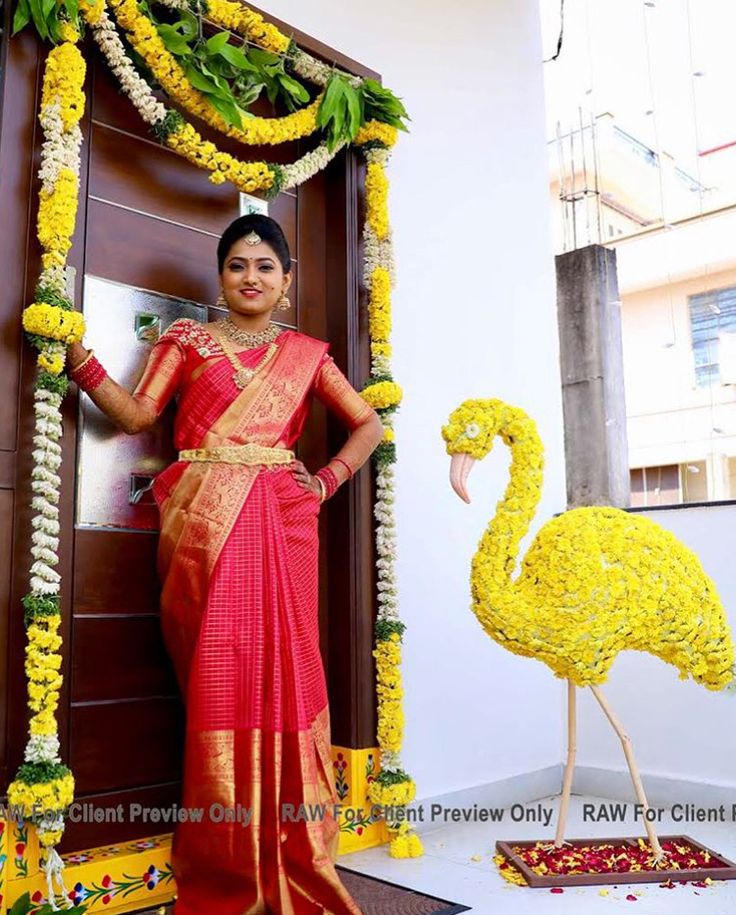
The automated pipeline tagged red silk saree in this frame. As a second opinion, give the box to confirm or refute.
[132,319,373,914]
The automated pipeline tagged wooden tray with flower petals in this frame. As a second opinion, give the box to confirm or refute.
[495,835,736,888]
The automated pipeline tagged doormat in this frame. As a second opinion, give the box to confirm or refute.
[337,865,472,914]
[133,868,472,914]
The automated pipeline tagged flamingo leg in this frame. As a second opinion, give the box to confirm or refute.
[589,685,664,862]
[554,679,577,847]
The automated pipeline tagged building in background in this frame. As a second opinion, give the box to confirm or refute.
[550,111,736,506]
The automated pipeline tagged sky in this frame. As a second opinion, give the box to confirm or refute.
[540,0,736,178]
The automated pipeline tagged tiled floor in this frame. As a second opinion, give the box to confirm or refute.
[339,794,736,915]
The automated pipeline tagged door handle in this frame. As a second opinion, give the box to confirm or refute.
[129,473,156,505]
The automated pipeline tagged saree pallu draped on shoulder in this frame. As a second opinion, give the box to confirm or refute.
[157,333,362,915]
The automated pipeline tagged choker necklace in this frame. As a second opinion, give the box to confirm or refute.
[217,316,282,349]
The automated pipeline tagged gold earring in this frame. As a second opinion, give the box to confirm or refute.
[216,289,226,307]
[276,292,291,311]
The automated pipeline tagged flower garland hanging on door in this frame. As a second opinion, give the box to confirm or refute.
[10,4,419,904]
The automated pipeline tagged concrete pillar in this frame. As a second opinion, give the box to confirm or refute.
[556,244,630,508]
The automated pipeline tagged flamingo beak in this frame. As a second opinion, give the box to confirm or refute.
[450,452,475,504]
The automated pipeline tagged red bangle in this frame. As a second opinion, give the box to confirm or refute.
[332,457,354,480]
[70,353,107,391]
[316,467,339,500]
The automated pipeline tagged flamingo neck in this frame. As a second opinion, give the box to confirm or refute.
[473,420,544,595]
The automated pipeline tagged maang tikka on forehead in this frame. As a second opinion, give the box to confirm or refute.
[243,230,262,246]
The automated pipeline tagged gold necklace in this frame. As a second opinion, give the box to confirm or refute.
[217,330,279,390]
[217,315,282,349]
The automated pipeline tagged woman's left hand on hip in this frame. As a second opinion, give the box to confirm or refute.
[290,460,321,497]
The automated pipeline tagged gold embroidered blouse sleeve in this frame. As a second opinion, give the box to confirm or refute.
[132,340,186,416]
[312,355,384,484]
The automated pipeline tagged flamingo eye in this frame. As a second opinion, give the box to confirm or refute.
[464,422,480,439]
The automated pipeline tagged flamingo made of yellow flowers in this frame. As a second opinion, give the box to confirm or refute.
[441,398,735,862]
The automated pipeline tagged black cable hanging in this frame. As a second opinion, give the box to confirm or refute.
[544,0,566,63]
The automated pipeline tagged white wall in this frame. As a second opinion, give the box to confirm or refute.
[264,1,566,797]
[575,504,736,790]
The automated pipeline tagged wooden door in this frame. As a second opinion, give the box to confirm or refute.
[0,6,380,852]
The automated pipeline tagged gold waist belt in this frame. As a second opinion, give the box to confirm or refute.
[179,444,295,465]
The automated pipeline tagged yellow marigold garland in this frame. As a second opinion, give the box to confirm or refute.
[373,634,404,752]
[40,42,85,130]
[368,267,392,343]
[388,822,424,858]
[165,121,277,193]
[365,161,390,239]
[37,170,79,270]
[108,0,323,147]
[23,303,85,345]
[206,0,290,54]
[80,0,105,24]
[362,379,403,411]
[355,121,399,149]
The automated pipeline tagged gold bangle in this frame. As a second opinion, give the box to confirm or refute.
[316,475,326,503]
[69,348,94,375]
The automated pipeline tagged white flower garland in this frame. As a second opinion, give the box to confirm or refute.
[38,105,83,194]
[281,140,344,190]
[36,96,83,298]
[10,32,86,907]
[29,403,63,590]
[89,7,168,124]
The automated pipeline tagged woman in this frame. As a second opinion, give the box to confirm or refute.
[66,214,383,914]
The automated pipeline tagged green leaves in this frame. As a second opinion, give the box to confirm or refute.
[10,893,88,915]
[16,760,72,784]
[237,48,309,113]
[316,74,364,151]
[157,22,193,56]
[316,73,410,150]
[149,18,316,130]
[12,0,80,42]
[12,0,31,36]
[362,77,410,132]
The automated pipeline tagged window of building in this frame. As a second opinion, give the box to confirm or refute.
[630,465,680,508]
[630,462,711,507]
[689,286,736,387]
[681,461,708,503]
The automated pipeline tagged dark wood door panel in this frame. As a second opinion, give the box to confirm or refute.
[269,192,297,256]
[89,122,239,235]
[0,29,40,453]
[85,198,220,303]
[74,530,160,614]
[70,698,184,794]
[71,616,178,703]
